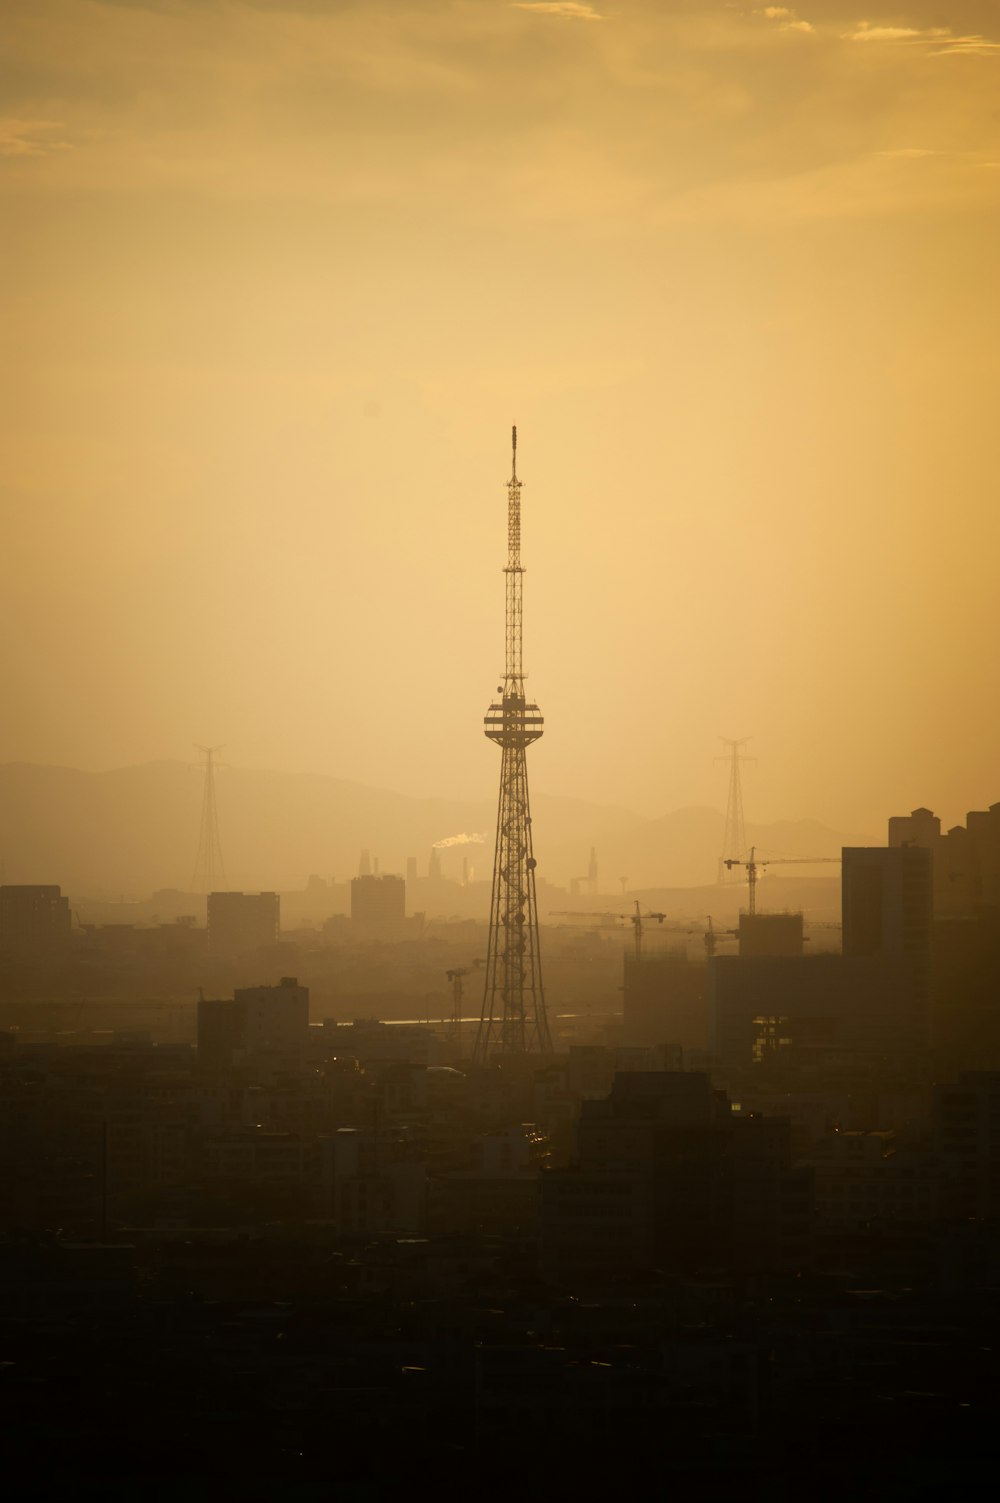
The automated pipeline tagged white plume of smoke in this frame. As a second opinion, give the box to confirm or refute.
[433,832,487,849]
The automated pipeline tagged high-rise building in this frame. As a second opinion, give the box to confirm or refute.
[622,951,707,1051]
[207,891,279,956]
[0,885,72,953]
[842,845,933,968]
[737,911,804,958]
[198,976,309,1072]
[888,806,941,850]
[933,1072,1000,1220]
[710,846,934,1065]
[542,1072,811,1279]
[197,996,244,1071]
[350,873,405,930]
[842,844,933,1047]
[889,801,1000,914]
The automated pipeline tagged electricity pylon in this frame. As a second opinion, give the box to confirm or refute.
[192,745,227,894]
[717,737,754,884]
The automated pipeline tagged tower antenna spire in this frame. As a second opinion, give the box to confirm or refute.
[475,427,551,1063]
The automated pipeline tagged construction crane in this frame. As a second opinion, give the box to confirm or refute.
[550,911,623,927]
[723,846,841,916]
[554,910,736,963]
[624,900,666,962]
[701,915,740,957]
[445,961,484,1054]
[551,902,668,961]
[704,915,718,957]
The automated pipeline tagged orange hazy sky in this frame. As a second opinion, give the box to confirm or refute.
[3,0,999,832]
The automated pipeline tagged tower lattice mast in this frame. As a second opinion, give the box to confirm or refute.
[474,427,552,1062]
[717,736,754,883]
[192,744,227,894]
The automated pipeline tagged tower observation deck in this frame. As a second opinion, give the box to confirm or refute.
[474,427,552,1062]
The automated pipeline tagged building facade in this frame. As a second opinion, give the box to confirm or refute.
[207,891,279,955]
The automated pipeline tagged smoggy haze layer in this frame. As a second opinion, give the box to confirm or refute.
[3,1,998,831]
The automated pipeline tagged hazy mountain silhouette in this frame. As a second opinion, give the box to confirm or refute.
[547,807,876,891]
[0,762,875,899]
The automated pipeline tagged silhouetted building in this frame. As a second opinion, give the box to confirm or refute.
[805,1128,938,1230]
[931,911,1000,1054]
[235,977,309,1061]
[197,996,244,1071]
[207,891,279,955]
[325,1017,440,1066]
[542,1072,811,1280]
[844,844,932,1043]
[198,976,308,1072]
[889,801,1000,914]
[570,847,599,897]
[889,806,941,850]
[843,845,933,965]
[318,1127,426,1234]
[738,911,803,958]
[439,1125,548,1238]
[710,847,933,1065]
[0,885,71,954]
[622,952,707,1050]
[934,1071,1000,1220]
[350,873,405,930]
[712,953,854,1063]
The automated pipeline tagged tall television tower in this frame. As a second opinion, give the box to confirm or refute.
[474,428,552,1063]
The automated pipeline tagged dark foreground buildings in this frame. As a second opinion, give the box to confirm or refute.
[5,801,1000,1497]
[2,1009,999,1499]
[542,1071,811,1281]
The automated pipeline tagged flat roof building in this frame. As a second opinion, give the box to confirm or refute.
[207,891,279,956]
[350,873,405,930]
[0,885,71,954]
[198,976,308,1073]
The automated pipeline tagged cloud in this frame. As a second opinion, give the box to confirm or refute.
[845,22,1000,55]
[511,2,603,18]
[846,25,942,42]
[0,119,71,158]
[433,832,487,849]
[753,7,814,35]
[931,37,1000,56]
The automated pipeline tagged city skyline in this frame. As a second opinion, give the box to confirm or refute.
[3,6,1000,1490]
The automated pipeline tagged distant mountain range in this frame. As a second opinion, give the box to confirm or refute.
[0,762,878,900]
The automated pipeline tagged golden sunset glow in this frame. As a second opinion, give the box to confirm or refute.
[4,1,999,833]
